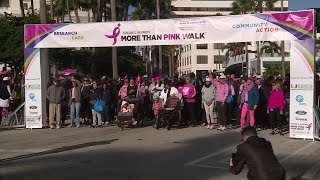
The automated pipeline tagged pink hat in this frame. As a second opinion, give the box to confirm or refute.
[155,75,161,81]
[248,76,255,81]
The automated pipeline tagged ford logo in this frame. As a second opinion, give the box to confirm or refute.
[296,111,307,115]
[29,106,37,109]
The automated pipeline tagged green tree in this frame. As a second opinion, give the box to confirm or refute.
[0,15,40,76]
[265,63,289,76]
[260,41,281,56]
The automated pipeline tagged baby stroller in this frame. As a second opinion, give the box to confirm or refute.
[155,96,181,130]
[117,101,135,130]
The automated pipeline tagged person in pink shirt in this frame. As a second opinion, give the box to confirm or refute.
[179,76,196,126]
[210,74,229,131]
[267,80,285,136]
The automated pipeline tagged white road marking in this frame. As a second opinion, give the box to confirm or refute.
[279,142,315,163]
[190,164,228,170]
[185,145,236,166]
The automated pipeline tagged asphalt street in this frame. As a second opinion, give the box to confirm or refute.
[0,124,320,180]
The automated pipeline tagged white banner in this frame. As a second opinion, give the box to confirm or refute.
[24,10,314,48]
[24,49,43,128]
[290,39,315,139]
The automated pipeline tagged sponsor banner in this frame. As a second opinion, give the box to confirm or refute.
[24,48,43,129]
[23,10,313,49]
[290,39,315,139]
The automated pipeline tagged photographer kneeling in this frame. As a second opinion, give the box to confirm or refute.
[230,126,286,180]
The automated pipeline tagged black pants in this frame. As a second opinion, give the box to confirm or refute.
[216,102,226,126]
[184,102,196,125]
[102,105,109,123]
[269,108,282,130]
[255,106,268,128]
[225,103,233,125]
[81,99,91,120]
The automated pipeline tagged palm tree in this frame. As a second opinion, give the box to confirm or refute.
[19,0,25,17]
[72,0,81,23]
[66,0,72,22]
[31,0,35,15]
[79,0,94,22]
[231,0,254,75]
[50,0,54,20]
[260,41,281,57]
[254,0,277,13]
[231,0,255,15]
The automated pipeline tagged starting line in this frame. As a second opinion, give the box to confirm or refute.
[185,139,317,170]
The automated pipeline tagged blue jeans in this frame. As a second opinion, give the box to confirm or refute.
[70,102,81,126]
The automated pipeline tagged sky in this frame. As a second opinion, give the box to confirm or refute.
[289,0,320,10]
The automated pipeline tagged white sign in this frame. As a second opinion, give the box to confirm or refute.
[24,10,314,48]
[289,39,315,139]
[25,49,43,128]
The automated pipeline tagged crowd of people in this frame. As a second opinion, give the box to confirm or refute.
[43,71,291,136]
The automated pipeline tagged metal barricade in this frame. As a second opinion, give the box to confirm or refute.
[0,102,25,128]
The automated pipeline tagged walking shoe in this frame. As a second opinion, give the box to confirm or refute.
[217,126,222,130]
[105,122,109,125]
[50,126,54,129]
[221,127,226,131]
[209,125,214,130]
[206,125,210,129]
[202,123,206,126]
[67,124,73,128]
[76,125,80,128]
[56,126,61,129]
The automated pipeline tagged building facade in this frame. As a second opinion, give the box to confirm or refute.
[171,0,289,76]
[0,0,41,16]
[0,0,93,23]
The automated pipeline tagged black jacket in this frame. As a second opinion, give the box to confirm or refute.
[230,136,286,180]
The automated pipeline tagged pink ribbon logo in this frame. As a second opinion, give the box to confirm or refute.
[105,24,121,45]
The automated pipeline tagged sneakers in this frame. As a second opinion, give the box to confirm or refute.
[105,122,110,125]
[67,124,73,128]
[50,126,54,129]
[206,125,210,129]
[56,126,61,129]
[132,121,138,126]
[76,125,80,128]
[217,126,222,130]
[221,127,226,131]
[209,125,214,130]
